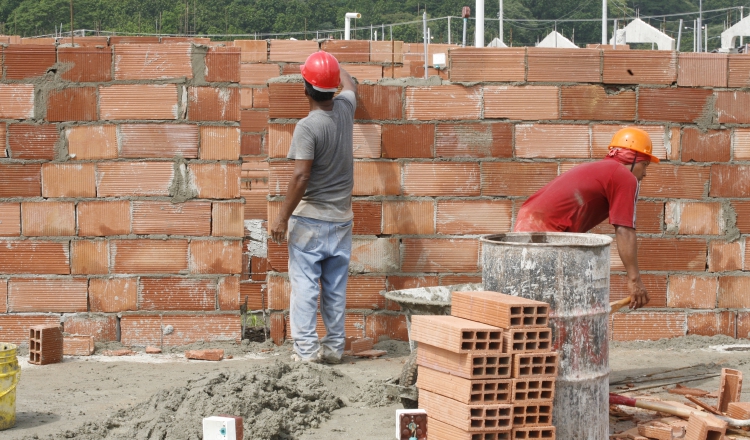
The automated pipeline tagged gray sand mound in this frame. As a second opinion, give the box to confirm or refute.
[39,361,345,440]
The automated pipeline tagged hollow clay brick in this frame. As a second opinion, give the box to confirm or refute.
[511,353,558,378]
[4,45,56,79]
[8,124,58,160]
[41,163,97,198]
[420,389,513,432]
[233,40,268,63]
[345,276,387,310]
[355,84,402,120]
[352,201,382,235]
[728,54,750,88]
[560,85,636,121]
[451,291,550,329]
[428,417,511,440]
[511,378,556,403]
[96,162,174,197]
[71,240,109,275]
[686,311,736,337]
[382,201,435,235]
[681,128,731,163]
[189,163,241,199]
[253,87,270,108]
[63,315,118,342]
[639,164,709,199]
[0,241,70,275]
[269,39,318,63]
[66,125,118,160]
[132,201,211,236]
[47,87,98,122]
[401,239,479,273]
[205,46,241,83]
[450,48,525,82]
[77,201,131,237]
[411,315,502,353]
[370,40,404,64]
[0,84,34,119]
[435,122,513,159]
[9,278,87,313]
[638,88,713,124]
[677,53,728,87]
[602,50,677,85]
[502,328,552,354]
[515,124,590,159]
[0,315,60,345]
[611,312,687,341]
[637,421,683,440]
[684,414,726,440]
[188,87,240,122]
[727,402,750,420]
[511,402,553,427]
[381,124,433,159]
[58,46,112,82]
[29,325,63,365]
[63,335,95,356]
[212,202,244,237]
[403,162,480,196]
[321,40,369,62]
[268,83,307,118]
[189,240,243,275]
[119,124,199,159]
[352,161,401,196]
[185,349,224,361]
[111,239,188,274]
[140,278,217,311]
[352,124,381,158]
[667,275,718,309]
[417,343,511,379]
[437,200,513,235]
[481,163,558,197]
[528,47,600,83]
[484,86,559,121]
[708,241,743,273]
[665,201,723,236]
[114,43,192,80]
[120,314,241,346]
[512,426,556,439]
[0,203,20,237]
[717,368,742,412]
[100,84,179,120]
[716,90,750,124]
[89,278,137,313]
[406,85,481,121]
[351,337,374,354]
[417,366,512,404]
[201,125,241,161]
[21,202,76,237]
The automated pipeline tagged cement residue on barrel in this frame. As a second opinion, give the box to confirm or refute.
[482,232,612,440]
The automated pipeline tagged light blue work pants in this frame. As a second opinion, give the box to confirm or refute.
[288,215,352,361]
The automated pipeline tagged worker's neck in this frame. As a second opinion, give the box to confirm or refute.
[309,99,334,112]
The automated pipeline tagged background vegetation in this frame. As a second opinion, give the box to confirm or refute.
[1,0,749,50]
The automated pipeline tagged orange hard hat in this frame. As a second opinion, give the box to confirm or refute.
[608,127,660,163]
[300,51,341,92]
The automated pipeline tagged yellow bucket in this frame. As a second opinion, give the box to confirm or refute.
[0,343,20,430]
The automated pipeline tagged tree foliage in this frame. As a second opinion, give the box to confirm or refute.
[0,0,747,49]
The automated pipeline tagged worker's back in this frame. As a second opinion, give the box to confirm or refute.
[514,158,639,233]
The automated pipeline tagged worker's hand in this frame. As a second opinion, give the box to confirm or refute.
[270,217,289,244]
[627,277,649,309]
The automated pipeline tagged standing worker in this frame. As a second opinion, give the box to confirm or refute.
[270,51,357,364]
[514,127,658,310]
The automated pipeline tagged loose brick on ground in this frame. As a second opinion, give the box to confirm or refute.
[29,325,63,365]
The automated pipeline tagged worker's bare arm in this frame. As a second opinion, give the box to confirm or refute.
[614,225,649,309]
[339,67,357,94]
[270,159,313,244]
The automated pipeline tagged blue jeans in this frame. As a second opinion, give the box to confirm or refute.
[288,215,352,361]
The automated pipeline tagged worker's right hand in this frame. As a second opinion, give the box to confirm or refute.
[627,277,650,309]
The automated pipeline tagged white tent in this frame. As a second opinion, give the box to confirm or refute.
[536,31,578,49]
[609,18,675,51]
[721,15,750,50]
[487,37,507,48]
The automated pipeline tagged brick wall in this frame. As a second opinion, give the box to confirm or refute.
[1,36,749,345]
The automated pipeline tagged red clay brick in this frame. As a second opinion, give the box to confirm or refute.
[109,36,160,44]
[516,124,590,159]
[8,124,58,160]
[365,314,409,342]
[640,164,708,199]
[347,276,388,310]
[381,124,433,158]
[8,278,87,312]
[97,162,174,197]
[240,88,253,109]
[41,163,97,198]
[212,202,244,237]
[139,278,217,311]
[352,201,382,235]
[0,84,34,119]
[269,40,319,63]
[0,164,41,197]
[382,201,435,235]
[240,110,268,133]
[386,276,439,292]
[119,124,199,158]
[482,163,557,197]
[100,84,179,120]
[735,128,750,160]
[441,275,483,286]
[28,324,63,365]
[611,274,667,308]
[0,315,59,345]
[267,161,293,196]
[484,86,559,120]
[406,86,481,121]
[0,280,8,312]
[437,200,513,235]
[711,165,750,197]
[603,50,677,85]
[0,241,70,275]
[611,312,686,341]
[412,316,503,353]
[268,83,307,119]
[77,201,131,236]
[708,240,743,272]
[687,311,736,337]
[611,238,706,272]
[716,90,750,124]
[718,276,750,308]
[114,43,192,80]
[678,53,728,87]
[355,85,403,120]
[402,239,479,273]
[205,46,241,82]
[58,47,112,82]
[21,202,75,237]
[350,238,400,273]
[218,277,240,310]
[189,240,243,274]
[353,124,381,159]
[320,40,369,62]
[403,163,480,196]
[241,133,263,156]
[681,128,730,163]
[63,315,118,342]
[667,275,718,309]
[267,123,295,158]
[71,240,109,275]
[738,312,750,339]
[111,239,188,274]
[200,126,241,160]
[267,274,290,310]
[370,40,404,64]
[4,45,56,79]
[450,47,526,82]
[353,161,401,196]
[0,203,20,237]
[665,201,723,235]
[528,47,601,82]
[270,313,286,344]
[89,278,137,312]
[728,54,750,88]
[66,125,118,160]
[638,88,713,124]
[47,87,97,122]
[189,163,241,199]
[121,314,241,346]
[253,87,269,108]
[560,85,636,121]
[132,201,211,236]
[250,256,268,282]
[63,335,95,356]
[734,201,750,234]
[233,40,268,63]
[435,123,513,159]
[188,87,240,122]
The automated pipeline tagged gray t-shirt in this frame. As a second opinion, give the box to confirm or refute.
[287,90,356,222]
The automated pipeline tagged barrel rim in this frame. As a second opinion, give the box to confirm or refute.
[480,232,613,248]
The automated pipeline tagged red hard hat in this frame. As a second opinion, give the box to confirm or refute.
[300,51,341,92]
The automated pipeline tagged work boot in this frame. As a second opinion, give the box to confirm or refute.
[317,346,341,364]
[291,353,320,364]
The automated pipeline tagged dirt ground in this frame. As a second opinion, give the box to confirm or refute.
[4,335,750,439]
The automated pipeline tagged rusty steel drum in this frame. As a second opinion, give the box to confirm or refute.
[481,232,612,440]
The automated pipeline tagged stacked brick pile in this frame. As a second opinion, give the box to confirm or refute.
[412,290,558,439]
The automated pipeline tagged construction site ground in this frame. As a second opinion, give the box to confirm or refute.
[6,335,750,439]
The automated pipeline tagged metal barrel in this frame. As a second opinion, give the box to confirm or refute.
[481,232,612,440]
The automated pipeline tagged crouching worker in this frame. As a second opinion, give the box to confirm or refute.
[270,51,357,363]
[514,127,659,310]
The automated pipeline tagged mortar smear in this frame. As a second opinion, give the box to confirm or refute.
[38,361,344,440]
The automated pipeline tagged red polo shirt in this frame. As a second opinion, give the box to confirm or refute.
[514,158,639,233]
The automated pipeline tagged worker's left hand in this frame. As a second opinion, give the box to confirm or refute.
[627,277,649,310]
[270,217,288,244]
